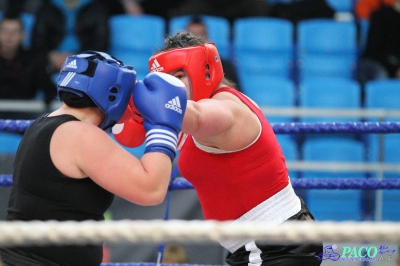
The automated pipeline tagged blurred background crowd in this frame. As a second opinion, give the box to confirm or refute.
[0,0,400,264]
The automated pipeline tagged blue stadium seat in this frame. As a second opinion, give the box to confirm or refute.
[364,79,400,221]
[326,0,354,13]
[169,15,230,59]
[241,76,296,123]
[358,19,370,55]
[233,17,294,81]
[364,78,400,170]
[277,135,299,179]
[109,15,166,80]
[277,135,298,161]
[302,138,365,179]
[367,134,400,174]
[381,187,400,221]
[298,77,361,123]
[365,79,400,119]
[365,79,400,168]
[366,133,400,221]
[364,79,400,162]
[107,50,149,81]
[297,55,356,81]
[302,138,365,221]
[297,19,357,55]
[296,19,357,81]
[21,12,35,49]
[0,132,22,154]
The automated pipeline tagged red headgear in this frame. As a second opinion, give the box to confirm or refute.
[148,43,224,101]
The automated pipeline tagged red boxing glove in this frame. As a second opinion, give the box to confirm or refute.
[118,104,133,124]
[112,96,146,148]
[118,96,143,124]
[112,118,146,148]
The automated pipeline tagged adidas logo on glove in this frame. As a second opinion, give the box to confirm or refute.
[165,96,182,114]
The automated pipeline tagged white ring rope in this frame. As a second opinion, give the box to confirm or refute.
[0,220,400,247]
[0,105,399,251]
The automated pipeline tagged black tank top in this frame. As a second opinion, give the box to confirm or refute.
[7,114,114,266]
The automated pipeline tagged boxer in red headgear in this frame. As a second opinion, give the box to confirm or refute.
[113,42,225,147]
[148,32,323,266]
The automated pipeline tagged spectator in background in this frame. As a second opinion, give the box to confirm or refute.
[170,0,271,24]
[162,244,189,264]
[186,16,241,92]
[120,0,144,15]
[31,0,110,75]
[0,15,56,112]
[1,0,45,16]
[269,0,334,26]
[117,0,182,21]
[355,0,396,20]
[356,0,400,85]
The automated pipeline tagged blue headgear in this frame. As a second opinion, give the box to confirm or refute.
[57,51,136,132]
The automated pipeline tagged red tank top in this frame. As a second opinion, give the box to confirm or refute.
[178,87,289,221]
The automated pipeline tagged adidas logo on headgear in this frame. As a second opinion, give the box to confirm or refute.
[66,59,77,69]
[165,96,182,114]
[151,59,164,72]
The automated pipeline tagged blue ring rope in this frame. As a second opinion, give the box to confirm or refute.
[1,175,400,189]
[2,120,400,134]
[1,120,400,265]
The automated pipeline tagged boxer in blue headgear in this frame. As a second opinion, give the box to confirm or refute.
[57,50,136,131]
[0,50,187,266]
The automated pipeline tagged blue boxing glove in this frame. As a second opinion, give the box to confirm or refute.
[134,72,187,161]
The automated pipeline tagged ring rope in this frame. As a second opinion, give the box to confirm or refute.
[1,119,399,261]
[260,106,400,119]
[0,220,399,247]
[1,120,398,189]
[2,120,400,134]
[170,177,400,190]
[1,176,400,189]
